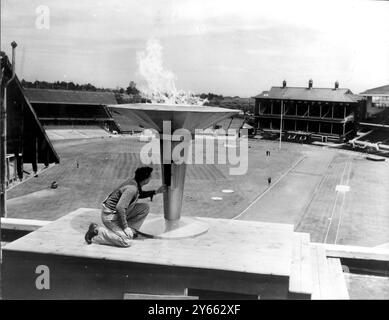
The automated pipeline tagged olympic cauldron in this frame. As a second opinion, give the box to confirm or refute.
[108,103,239,238]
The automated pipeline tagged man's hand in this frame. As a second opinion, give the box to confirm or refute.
[124,227,134,238]
[156,185,167,194]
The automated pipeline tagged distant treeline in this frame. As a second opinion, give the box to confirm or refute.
[201,93,255,113]
[21,79,123,93]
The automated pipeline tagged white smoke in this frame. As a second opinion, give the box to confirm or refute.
[136,38,207,105]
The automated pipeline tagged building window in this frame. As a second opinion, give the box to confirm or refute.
[372,96,389,108]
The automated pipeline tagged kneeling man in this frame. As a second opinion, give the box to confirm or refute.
[101,166,166,239]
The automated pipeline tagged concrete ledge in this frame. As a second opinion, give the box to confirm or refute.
[313,243,389,262]
[313,242,389,276]
[123,293,199,300]
[1,218,50,232]
[289,232,312,298]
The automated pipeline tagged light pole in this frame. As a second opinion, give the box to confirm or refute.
[0,51,3,274]
[279,99,283,149]
[0,42,17,296]
[1,41,17,220]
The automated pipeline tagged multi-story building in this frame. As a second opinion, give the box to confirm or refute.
[253,80,364,143]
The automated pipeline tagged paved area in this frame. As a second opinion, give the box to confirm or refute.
[297,151,389,246]
[237,149,334,224]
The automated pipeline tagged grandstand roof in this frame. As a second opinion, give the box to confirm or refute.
[360,85,389,96]
[24,88,117,105]
[253,87,362,103]
[215,117,245,130]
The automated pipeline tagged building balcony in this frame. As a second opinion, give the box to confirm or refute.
[256,113,354,123]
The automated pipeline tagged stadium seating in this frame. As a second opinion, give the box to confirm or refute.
[359,129,389,144]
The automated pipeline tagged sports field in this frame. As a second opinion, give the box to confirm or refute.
[5,135,389,247]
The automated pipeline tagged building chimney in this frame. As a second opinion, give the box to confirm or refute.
[308,79,313,89]
[335,81,339,90]
[282,80,287,88]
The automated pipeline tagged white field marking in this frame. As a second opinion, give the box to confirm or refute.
[335,185,350,192]
[323,158,349,243]
[323,157,351,244]
[222,189,234,193]
[334,192,347,245]
[232,156,306,220]
[324,193,340,243]
[211,197,223,201]
[334,160,353,244]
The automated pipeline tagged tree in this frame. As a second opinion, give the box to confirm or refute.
[126,81,140,95]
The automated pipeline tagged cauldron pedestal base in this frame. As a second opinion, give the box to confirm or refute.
[138,216,209,239]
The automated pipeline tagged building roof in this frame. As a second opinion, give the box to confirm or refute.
[360,85,389,96]
[24,88,117,105]
[253,87,362,103]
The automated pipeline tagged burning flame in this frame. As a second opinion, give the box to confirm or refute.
[136,38,207,105]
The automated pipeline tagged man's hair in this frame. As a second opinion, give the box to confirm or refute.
[135,166,153,182]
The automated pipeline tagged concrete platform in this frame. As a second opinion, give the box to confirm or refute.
[1,208,296,299]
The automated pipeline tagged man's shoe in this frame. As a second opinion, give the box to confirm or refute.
[131,228,139,239]
[85,223,98,244]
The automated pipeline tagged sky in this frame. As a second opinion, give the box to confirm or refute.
[1,0,389,97]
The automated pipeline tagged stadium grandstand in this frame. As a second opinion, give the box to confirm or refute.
[42,125,116,141]
[24,88,121,135]
[214,116,244,131]
[213,116,255,137]
[353,84,389,151]
[253,80,364,143]
[358,129,389,144]
[359,84,389,121]
[0,52,59,193]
